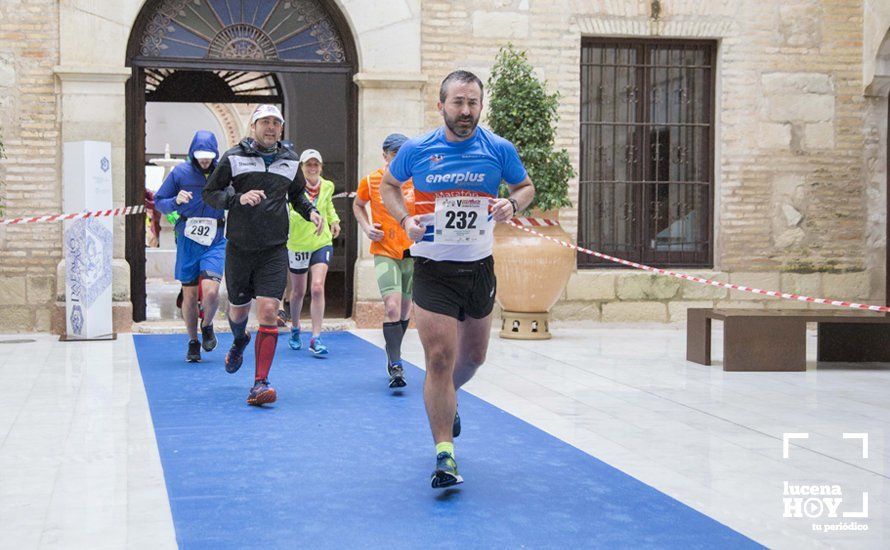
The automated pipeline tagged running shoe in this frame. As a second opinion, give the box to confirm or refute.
[387,361,406,388]
[246,378,277,406]
[431,452,463,489]
[288,327,302,350]
[453,408,461,438]
[186,339,201,363]
[276,309,289,328]
[201,324,217,352]
[309,336,328,356]
[225,333,251,374]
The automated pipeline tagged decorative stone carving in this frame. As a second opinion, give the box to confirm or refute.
[139,0,345,63]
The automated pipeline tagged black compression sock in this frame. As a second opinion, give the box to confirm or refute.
[383,321,403,365]
[229,316,248,341]
[398,318,410,348]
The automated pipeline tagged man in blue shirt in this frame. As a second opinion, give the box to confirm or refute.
[381,70,536,488]
[155,130,225,363]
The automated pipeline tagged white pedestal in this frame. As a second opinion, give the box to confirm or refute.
[63,141,114,339]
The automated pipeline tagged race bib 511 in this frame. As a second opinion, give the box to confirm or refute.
[288,250,311,271]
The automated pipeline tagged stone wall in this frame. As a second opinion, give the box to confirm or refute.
[408,0,883,323]
[0,0,884,330]
[556,268,872,323]
[0,0,61,331]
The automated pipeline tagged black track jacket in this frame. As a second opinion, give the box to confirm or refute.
[203,139,317,251]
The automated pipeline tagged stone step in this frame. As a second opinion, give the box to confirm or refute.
[145,279,232,322]
[133,318,356,334]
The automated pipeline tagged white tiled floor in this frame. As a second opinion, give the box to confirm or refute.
[1,325,888,549]
[0,335,175,550]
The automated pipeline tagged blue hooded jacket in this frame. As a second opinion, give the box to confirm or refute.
[154,131,226,242]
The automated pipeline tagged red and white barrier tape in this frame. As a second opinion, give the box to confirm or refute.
[0,205,146,225]
[510,217,559,227]
[3,205,884,313]
[2,194,357,225]
[505,220,890,314]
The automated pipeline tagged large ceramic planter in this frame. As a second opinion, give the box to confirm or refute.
[492,216,575,339]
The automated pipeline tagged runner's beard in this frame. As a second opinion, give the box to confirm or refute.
[444,111,480,138]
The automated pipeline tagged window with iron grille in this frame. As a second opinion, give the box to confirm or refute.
[578,39,715,268]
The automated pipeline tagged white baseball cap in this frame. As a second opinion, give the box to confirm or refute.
[299,149,323,163]
[250,104,284,125]
[193,150,216,160]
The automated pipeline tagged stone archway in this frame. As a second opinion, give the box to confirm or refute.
[207,103,245,149]
[53,0,425,330]
[124,0,360,322]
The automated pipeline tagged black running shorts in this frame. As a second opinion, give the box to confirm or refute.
[225,242,287,306]
[412,255,496,321]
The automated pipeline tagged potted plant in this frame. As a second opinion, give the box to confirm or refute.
[487,45,576,339]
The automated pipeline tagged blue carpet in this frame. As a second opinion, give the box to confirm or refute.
[134,332,760,549]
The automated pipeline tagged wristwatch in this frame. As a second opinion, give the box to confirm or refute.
[508,198,519,216]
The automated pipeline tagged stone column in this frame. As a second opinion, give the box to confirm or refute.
[865,75,890,305]
[52,66,133,334]
[351,72,426,327]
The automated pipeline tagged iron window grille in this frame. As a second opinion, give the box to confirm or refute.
[578,39,715,268]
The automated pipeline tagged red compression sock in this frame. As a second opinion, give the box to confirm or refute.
[254,324,279,381]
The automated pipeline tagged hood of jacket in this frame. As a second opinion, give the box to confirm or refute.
[189,131,220,171]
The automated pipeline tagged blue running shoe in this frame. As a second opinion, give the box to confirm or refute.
[225,333,251,374]
[453,408,461,438]
[247,378,277,406]
[288,327,302,350]
[431,452,463,489]
[309,336,328,356]
[387,361,406,388]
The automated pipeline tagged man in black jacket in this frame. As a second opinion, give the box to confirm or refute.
[204,104,323,406]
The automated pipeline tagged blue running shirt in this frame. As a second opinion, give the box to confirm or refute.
[388,126,527,261]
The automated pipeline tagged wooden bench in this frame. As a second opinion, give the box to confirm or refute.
[686,308,890,371]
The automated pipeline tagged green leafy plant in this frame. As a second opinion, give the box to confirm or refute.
[487,45,574,214]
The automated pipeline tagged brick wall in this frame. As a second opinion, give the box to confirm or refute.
[0,0,61,331]
[419,0,876,320]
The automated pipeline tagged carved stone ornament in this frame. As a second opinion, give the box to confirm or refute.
[139,0,345,63]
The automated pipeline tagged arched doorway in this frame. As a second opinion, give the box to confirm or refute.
[125,0,358,322]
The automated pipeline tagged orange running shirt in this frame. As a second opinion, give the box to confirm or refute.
[356,168,415,260]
